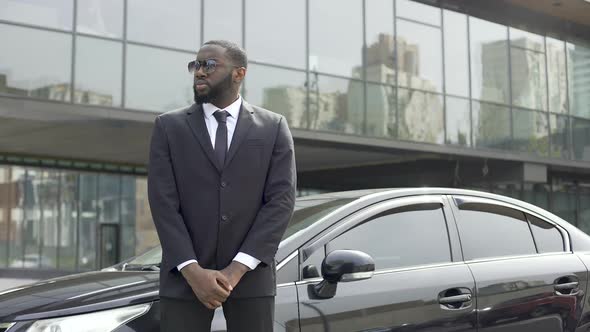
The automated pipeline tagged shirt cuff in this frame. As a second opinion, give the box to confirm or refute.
[233,252,261,270]
[177,259,198,271]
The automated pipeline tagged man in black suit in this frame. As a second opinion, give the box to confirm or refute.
[147,40,296,331]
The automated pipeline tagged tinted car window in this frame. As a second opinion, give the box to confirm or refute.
[457,202,536,260]
[282,198,356,240]
[527,214,565,253]
[326,204,451,270]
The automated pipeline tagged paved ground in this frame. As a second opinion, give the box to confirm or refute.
[0,278,39,291]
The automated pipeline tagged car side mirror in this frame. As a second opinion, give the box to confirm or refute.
[302,264,320,279]
[308,249,375,300]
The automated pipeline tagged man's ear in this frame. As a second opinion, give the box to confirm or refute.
[234,67,247,83]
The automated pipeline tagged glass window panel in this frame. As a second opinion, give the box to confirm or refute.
[365,0,395,84]
[550,114,570,159]
[527,214,564,253]
[396,0,440,26]
[310,0,363,77]
[121,176,135,198]
[0,166,8,267]
[546,37,568,114]
[246,0,304,69]
[398,88,444,144]
[39,170,61,269]
[120,225,136,259]
[134,178,158,254]
[512,109,549,156]
[491,183,521,199]
[244,64,307,129]
[457,203,536,260]
[568,43,590,118]
[573,117,590,161]
[125,45,193,112]
[121,176,136,259]
[396,20,442,93]
[203,0,241,44]
[98,174,120,224]
[551,179,576,225]
[523,183,549,210]
[0,24,72,102]
[121,204,135,259]
[78,173,97,270]
[21,169,43,269]
[7,167,25,268]
[579,185,590,235]
[511,48,547,110]
[443,10,469,97]
[470,17,509,104]
[327,205,450,270]
[75,36,122,107]
[59,171,77,270]
[127,0,199,50]
[473,101,511,150]
[0,0,73,30]
[509,27,544,52]
[309,74,364,135]
[76,0,123,38]
[366,83,396,138]
[446,97,471,146]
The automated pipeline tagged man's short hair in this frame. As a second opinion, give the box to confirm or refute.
[203,40,248,68]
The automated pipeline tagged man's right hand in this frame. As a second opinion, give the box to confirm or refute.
[180,263,233,309]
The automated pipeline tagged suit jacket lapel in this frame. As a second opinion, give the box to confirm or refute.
[225,101,254,168]
[186,103,222,173]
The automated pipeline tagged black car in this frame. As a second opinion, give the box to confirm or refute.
[2,188,590,332]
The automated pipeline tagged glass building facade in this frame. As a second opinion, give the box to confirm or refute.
[0,0,589,275]
[0,163,156,272]
[0,0,588,157]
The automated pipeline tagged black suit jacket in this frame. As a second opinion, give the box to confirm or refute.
[147,100,296,300]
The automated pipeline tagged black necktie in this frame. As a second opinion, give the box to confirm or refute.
[213,110,229,167]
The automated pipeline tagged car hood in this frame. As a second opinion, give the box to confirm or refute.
[0,271,159,322]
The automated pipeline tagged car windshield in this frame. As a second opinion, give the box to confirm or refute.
[123,197,356,267]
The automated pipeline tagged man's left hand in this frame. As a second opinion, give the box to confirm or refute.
[220,261,250,289]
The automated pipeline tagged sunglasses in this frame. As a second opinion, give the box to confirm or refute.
[187,59,240,74]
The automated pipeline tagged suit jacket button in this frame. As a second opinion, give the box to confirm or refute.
[221,215,228,221]
[221,181,227,188]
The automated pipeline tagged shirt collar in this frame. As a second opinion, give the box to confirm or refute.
[202,95,242,120]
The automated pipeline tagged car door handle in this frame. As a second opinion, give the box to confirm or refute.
[555,281,579,291]
[439,294,472,304]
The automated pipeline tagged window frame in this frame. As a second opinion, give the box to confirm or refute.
[299,195,459,278]
[449,195,570,263]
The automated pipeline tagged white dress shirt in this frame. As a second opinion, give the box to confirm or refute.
[177,95,261,272]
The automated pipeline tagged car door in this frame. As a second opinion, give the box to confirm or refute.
[296,195,477,332]
[450,195,587,332]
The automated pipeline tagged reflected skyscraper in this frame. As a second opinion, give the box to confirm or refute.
[0,74,114,106]
[262,86,307,129]
[349,33,443,143]
[478,37,551,152]
[571,46,590,118]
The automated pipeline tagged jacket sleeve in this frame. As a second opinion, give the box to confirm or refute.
[238,116,297,266]
[147,116,197,272]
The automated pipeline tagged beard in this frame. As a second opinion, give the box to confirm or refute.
[193,71,234,105]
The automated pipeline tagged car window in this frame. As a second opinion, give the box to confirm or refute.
[126,246,162,266]
[527,214,565,253]
[282,198,356,240]
[456,202,536,260]
[326,203,451,271]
